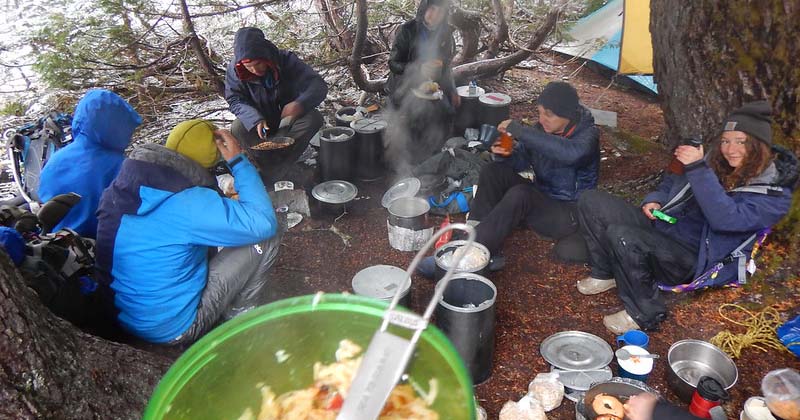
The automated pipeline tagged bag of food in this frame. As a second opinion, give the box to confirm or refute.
[528,372,565,412]
[499,394,547,420]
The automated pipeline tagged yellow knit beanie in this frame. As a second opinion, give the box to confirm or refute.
[166,120,220,168]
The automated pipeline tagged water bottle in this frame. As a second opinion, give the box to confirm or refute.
[468,80,477,96]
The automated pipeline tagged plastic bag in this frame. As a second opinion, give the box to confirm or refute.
[499,394,547,420]
[528,372,565,412]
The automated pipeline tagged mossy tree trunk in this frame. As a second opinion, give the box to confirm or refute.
[650,0,800,260]
[0,253,171,419]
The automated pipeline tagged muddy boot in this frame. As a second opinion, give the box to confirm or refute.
[603,310,640,335]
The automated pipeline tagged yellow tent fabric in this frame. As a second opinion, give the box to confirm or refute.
[619,0,654,75]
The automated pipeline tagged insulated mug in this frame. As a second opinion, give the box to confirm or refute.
[617,330,649,349]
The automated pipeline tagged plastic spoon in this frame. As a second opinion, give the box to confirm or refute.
[616,348,660,360]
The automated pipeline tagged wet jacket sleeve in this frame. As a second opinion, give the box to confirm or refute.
[642,173,677,205]
[684,160,792,232]
[282,51,328,113]
[506,121,600,166]
[389,26,414,75]
[225,62,264,131]
[186,154,277,247]
[652,401,704,420]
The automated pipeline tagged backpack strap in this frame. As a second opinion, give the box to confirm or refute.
[658,227,771,293]
[428,191,470,213]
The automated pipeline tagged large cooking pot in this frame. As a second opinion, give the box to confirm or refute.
[667,339,738,403]
[143,294,476,419]
[350,117,387,181]
[319,127,355,181]
[387,197,433,251]
[434,240,490,281]
[478,92,511,128]
[454,84,486,134]
[577,377,660,419]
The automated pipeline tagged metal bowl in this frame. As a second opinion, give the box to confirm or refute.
[578,377,660,419]
[667,339,738,402]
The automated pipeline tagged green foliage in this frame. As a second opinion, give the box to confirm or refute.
[0,102,26,116]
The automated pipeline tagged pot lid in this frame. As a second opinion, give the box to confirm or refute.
[479,92,511,107]
[320,127,355,143]
[382,177,421,208]
[350,118,387,134]
[551,366,613,392]
[457,85,486,98]
[540,331,613,371]
[352,265,410,300]
[312,180,358,204]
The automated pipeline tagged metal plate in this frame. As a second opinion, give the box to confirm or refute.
[352,265,410,300]
[381,177,421,208]
[312,180,358,204]
[540,331,613,371]
[412,88,443,100]
[551,366,613,392]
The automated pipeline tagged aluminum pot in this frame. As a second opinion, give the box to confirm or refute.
[667,339,738,403]
[335,106,358,127]
[387,196,430,230]
[434,240,490,281]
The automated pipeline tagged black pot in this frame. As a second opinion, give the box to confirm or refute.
[319,127,355,181]
[350,118,387,181]
[454,85,486,134]
[335,107,358,127]
[310,180,358,216]
[478,92,511,128]
[387,197,430,230]
[433,240,491,281]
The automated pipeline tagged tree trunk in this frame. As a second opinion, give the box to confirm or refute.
[0,253,171,419]
[484,0,509,59]
[179,0,224,95]
[349,0,387,93]
[452,7,560,84]
[650,0,800,149]
[313,0,355,52]
[450,6,482,65]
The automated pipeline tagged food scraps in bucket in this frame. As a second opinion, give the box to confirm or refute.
[239,339,439,420]
[438,245,488,271]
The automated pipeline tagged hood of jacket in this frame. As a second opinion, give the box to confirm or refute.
[416,0,450,28]
[233,27,280,63]
[114,144,218,216]
[72,89,141,152]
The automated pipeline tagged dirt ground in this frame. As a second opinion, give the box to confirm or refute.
[263,57,800,419]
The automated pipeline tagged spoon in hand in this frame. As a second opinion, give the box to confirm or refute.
[616,348,660,360]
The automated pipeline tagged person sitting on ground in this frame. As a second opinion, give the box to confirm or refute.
[225,27,327,187]
[385,0,460,161]
[576,101,798,334]
[38,89,141,238]
[419,81,599,275]
[95,120,281,344]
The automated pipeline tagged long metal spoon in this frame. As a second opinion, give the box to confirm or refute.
[616,348,660,360]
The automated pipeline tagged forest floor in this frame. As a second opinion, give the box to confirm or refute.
[258,55,800,419]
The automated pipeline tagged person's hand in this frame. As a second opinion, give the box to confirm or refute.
[491,141,512,157]
[623,393,658,420]
[498,119,512,133]
[451,92,461,108]
[642,202,662,220]
[281,101,304,120]
[256,120,269,140]
[675,144,704,165]
[214,129,243,161]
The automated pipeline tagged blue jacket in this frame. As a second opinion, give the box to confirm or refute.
[224,27,328,132]
[38,90,141,238]
[95,144,277,343]
[643,146,798,286]
[503,105,600,201]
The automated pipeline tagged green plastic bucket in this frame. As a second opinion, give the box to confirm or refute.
[143,293,475,419]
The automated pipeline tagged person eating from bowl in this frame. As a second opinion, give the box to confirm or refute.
[576,101,798,334]
[225,27,327,187]
[95,120,281,344]
[415,81,600,277]
[384,0,460,161]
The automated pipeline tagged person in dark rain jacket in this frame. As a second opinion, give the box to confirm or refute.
[225,27,327,186]
[576,101,798,334]
[38,89,141,238]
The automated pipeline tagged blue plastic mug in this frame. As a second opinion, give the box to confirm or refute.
[617,330,649,349]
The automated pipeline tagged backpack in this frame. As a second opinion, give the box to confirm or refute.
[4,111,73,205]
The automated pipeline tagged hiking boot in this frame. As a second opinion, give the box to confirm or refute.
[603,310,640,335]
[576,277,616,295]
[416,256,436,279]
